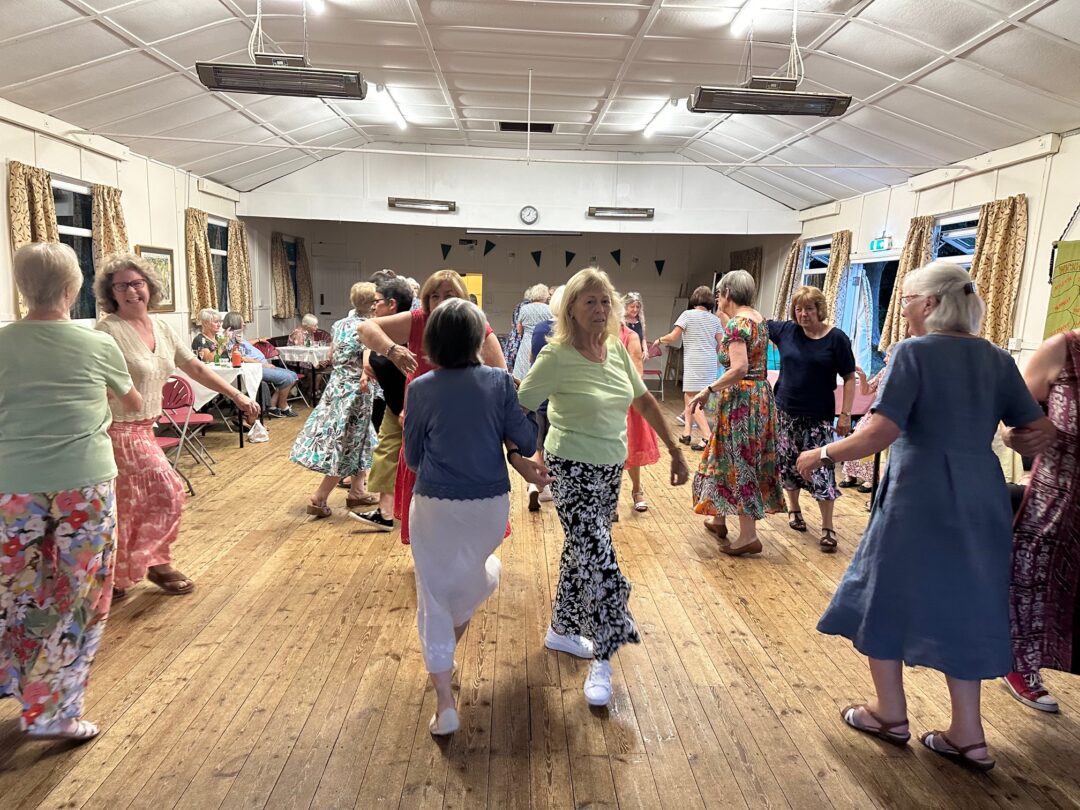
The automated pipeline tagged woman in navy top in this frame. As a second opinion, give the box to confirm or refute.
[767,285,855,552]
[403,298,551,737]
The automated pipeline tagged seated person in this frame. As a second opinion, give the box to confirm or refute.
[290,314,319,346]
[192,308,222,361]
[222,311,299,418]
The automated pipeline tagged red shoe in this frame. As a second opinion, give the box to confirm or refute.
[1002,671,1059,713]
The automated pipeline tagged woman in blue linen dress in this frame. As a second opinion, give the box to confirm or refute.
[796,261,1055,771]
[290,282,379,516]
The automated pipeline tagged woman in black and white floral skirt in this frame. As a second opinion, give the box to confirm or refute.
[518,267,689,707]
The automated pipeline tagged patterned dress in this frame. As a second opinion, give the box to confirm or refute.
[503,300,526,371]
[290,314,376,477]
[692,317,783,520]
[842,368,886,483]
[1010,330,1080,674]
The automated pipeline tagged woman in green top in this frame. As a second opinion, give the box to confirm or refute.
[0,243,143,743]
[518,267,689,708]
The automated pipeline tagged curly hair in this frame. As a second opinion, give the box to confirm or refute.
[93,253,164,313]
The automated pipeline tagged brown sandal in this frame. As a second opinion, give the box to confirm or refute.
[788,510,807,532]
[820,528,838,553]
[345,493,379,509]
[306,503,332,518]
[704,519,728,540]
[841,703,910,746]
[919,730,995,771]
[147,566,194,595]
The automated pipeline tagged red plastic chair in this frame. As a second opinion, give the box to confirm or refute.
[159,376,216,474]
[154,435,194,495]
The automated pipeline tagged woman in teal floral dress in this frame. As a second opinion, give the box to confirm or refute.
[689,271,783,556]
[291,283,379,517]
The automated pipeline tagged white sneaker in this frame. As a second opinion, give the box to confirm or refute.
[544,626,594,659]
[674,414,686,426]
[538,484,554,503]
[584,660,612,706]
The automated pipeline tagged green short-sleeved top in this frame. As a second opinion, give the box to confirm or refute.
[517,335,647,465]
[0,320,133,493]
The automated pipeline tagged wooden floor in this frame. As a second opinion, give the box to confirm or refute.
[2,391,1079,810]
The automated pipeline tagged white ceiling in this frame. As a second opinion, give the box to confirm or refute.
[4,0,1080,208]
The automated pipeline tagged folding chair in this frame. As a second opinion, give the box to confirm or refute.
[159,376,216,474]
[155,435,195,496]
[255,339,310,408]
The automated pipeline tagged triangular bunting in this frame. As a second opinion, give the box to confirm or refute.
[611,249,621,266]
[440,243,452,260]
[565,250,576,267]
[531,250,543,268]
[655,259,665,277]
[484,239,496,256]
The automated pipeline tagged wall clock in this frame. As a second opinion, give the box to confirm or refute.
[519,205,539,225]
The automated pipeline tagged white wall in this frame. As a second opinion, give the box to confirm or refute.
[0,101,237,338]
[794,133,1080,360]
[238,146,801,236]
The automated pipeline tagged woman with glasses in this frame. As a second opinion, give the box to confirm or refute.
[95,255,259,597]
[797,261,1055,771]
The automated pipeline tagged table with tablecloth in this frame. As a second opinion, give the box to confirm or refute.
[277,344,331,403]
[173,363,264,447]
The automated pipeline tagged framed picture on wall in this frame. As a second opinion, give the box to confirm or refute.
[135,245,176,313]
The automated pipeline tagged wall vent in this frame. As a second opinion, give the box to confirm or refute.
[498,121,556,133]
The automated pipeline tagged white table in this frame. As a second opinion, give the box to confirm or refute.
[176,363,263,409]
[278,345,330,365]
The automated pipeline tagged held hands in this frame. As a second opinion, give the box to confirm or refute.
[796,449,823,480]
[836,414,852,437]
[669,450,690,485]
[388,344,418,375]
[511,455,556,487]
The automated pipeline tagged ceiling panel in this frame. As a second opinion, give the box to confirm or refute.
[963,26,1080,104]
[2,53,172,114]
[106,0,234,44]
[856,1,1002,50]
[0,22,130,87]
[817,21,941,78]
[0,0,83,40]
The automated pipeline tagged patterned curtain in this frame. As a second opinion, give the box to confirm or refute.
[821,229,852,321]
[270,231,293,319]
[91,184,129,270]
[184,208,215,322]
[295,236,315,317]
[879,214,935,352]
[730,246,763,287]
[970,193,1028,347]
[226,218,254,321]
[773,239,804,319]
[8,161,59,315]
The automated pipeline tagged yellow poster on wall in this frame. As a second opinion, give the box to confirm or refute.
[461,273,483,309]
[1045,240,1080,338]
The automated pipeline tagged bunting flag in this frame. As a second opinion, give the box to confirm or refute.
[611,249,621,266]
[531,250,543,267]
[440,243,452,260]
[565,250,576,267]
[484,239,496,256]
[655,259,665,277]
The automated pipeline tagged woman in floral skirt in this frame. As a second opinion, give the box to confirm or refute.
[291,282,380,516]
[689,270,783,555]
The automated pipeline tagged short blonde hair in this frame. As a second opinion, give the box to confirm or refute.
[552,267,620,346]
[904,260,985,335]
[350,281,376,313]
[14,242,83,311]
[790,285,828,322]
[524,283,550,303]
[93,253,164,313]
[419,269,468,314]
[548,284,566,316]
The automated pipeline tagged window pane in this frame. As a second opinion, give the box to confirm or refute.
[284,240,298,263]
[213,253,230,312]
[208,223,229,252]
[54,187,92,230]
[59,233,96,319]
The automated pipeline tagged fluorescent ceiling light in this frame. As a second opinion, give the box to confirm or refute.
[388,197,456,212]
[588,207,654,220]
[305,0,326,13]
[376,84,408,130]
[643,99,678,138]
[730,0,760,37]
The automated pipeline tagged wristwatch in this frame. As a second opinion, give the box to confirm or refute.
[819,445,835,469]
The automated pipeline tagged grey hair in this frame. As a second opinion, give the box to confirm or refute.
[13,242,83,311]
[525,283,550,303]
[301,313,319,328]
[198,308,221,324]
[423,297,486,369]
[717,269,757,307]
[222,311,244,332]
[93,253,164,313]
[903,260,985,335]
[622,290,647,338]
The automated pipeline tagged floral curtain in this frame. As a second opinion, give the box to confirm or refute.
[730,246,763,288]
[8,161,59,315]
[270,231,293,319]
[226,218,253,322]
[295,236,314,317]
[879,214,935,352]
[970,193,1028,347]
[91,184,129,270]
[821,229,852,321]
[185,208,215,322]
[773,239,804,319]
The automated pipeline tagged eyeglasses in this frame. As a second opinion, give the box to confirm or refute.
[900,294,924,306]
[112,279,147,292]
[373,297,386,304]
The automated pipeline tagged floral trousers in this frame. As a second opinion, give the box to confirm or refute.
[0,482,116,731]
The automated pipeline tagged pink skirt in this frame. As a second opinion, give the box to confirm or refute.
[625,407,660,469]
[108,421,186,590]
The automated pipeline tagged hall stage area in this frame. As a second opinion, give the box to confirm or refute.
[2,394,1077,810]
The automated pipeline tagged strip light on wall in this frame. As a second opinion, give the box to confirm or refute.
[388,197,457,212]
[587,206,655,220]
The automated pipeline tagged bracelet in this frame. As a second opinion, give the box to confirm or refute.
[506,448,522,463]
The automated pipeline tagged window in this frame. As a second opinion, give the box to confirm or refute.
[208,219,229,311]
[801,239,830,289]
[53,179,95,320]
[933,211,978,270]
[283,237,301,313]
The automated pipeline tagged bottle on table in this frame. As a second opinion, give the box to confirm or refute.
[231,344,242,368]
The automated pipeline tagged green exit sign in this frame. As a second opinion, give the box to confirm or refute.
[869,236,893,252]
